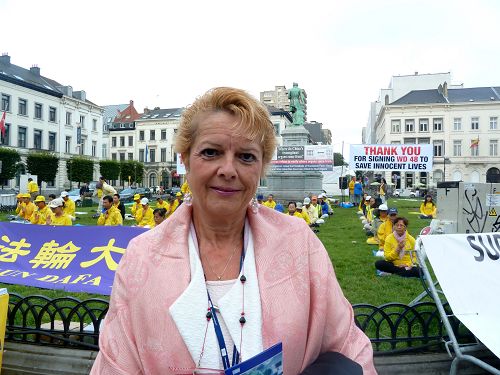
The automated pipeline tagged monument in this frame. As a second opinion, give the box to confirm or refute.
[263,83,324,202]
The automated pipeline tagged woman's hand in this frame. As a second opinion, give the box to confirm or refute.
[46,215,52,225]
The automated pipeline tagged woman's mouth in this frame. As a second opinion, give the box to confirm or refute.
[211,186,240,196]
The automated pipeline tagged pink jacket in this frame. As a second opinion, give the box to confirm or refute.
[91,204,376,374]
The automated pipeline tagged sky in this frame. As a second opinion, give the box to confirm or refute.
[2,0,500,155]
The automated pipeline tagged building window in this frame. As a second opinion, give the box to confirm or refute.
[403,138,416,144]
[18,127,27,148]
[92,141,97,157]
[150,130,155,140]
[490,117,498,130]
[128,152,133,160]
[120,152,125,161]
[48,132,56,151]
[490,140,498,156]
[66,112,72,125]
[92,119,97,131]
[391,120,401,133]
[453,140,462,156]
[433,118,443,131]
[417,137,430,144]
[0,123,10,145]
[471,117,479,130]
[34,129,42,149]
[433,140,444,156]
[273,123,280,135]
[150,149,156,163]
[471,140,479,156]
[18,99,27,116]
[102,143,107,158]
[139,130,144,141]
[112,153,117,161]
[128,136,133,146]
[161,129,167,140]
[80,139,85,155]
[1,94,10,111]
[65,136,71,153]
[111,137,116,147]
[80,115,85,128]
[34,103,43,119]
[120,136,125,147]
[405,119,414,132]
[161,148,166,162]
[418,119,428,132]
[139,149,144,162]
[453,117,461,131]
[49,107,56,122]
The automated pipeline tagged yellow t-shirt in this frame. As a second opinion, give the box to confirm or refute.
[63,198,76,217]
[50,214,72,226]
[30,205,52,225]
[27,181,39,193]
[138,207,155,227]
[156,200,170,211]
[262,200,276,209]
[97,206,123,226]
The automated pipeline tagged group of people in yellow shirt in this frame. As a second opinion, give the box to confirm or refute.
[15,192,75,226]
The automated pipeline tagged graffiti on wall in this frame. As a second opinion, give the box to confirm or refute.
[463,188,488,233]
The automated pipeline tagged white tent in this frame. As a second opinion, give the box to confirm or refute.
[321,167,353,196]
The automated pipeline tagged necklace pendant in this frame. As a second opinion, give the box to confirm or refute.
[217,276,222,281]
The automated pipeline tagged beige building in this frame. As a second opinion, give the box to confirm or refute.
[374,83,500,187]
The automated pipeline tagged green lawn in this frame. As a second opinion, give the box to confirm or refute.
[0,198,434,306]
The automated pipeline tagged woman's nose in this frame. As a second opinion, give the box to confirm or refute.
[217,156,237,179]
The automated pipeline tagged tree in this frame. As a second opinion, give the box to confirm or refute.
[120,161,144,185]
[26,152,59,188]
[333,152,348,167]
[0,148,21,187]
[66,157,94,184]
[99,160,121,181]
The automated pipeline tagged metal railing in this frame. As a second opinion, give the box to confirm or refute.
[5,292,475,353]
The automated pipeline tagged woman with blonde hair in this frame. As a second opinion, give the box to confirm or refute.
[91,87,375,374]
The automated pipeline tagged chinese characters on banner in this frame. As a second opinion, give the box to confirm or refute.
[0,223,147,295]
[349,144,434,172]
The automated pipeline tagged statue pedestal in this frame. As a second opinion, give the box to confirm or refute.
[263,126,323,203]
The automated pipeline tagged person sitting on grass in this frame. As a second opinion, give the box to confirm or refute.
[366,204,388,245]
[61,191,76,221]
[152,207,167,227]
[318,194,331,219]
[47,198,72,226]
[97,195,123,226]
[295,202,311,224]
[377,207,399,252]
[419,194,437,219]
[357,193,368,216]
[375,216,420,278]
[138,198,155,227]
[30,196,52,225]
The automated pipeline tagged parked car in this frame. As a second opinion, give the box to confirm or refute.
[118,187,152,202]
[66,188,83,207]
[393,188,417,198]
[88,181,98,194]
[165,186,181,196]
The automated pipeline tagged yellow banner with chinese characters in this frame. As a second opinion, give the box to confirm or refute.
[0,288,8,371]
[0,223,147,295]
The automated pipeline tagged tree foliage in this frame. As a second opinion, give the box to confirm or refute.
[99,160,121,181]
[333,152,348,167]
[66,157,94,183]
[0,147,21,185]
[26,152,59,186]
[120,161,144,185]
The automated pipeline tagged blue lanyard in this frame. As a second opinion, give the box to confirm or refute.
[206,251,245,370]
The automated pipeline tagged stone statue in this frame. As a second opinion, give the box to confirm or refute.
[288,82,306,126]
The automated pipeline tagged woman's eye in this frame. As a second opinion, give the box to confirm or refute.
[201,148,218,157]
[240,153,256,162]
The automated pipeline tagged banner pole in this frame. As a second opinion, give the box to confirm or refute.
[340,141,345,203]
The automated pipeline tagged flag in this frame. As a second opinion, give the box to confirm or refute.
[0,111,6,138]
[470,138,479,148]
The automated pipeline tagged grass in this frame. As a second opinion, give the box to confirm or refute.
[0,198,434,306]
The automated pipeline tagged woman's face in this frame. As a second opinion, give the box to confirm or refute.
[426,196,431,202]
[394,220,407,236]
[186,111,263,219]
[154,212,164,225]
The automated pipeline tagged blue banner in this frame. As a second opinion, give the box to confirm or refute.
[0,223,147,295]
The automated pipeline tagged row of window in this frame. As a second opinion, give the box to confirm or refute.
[110,129,174,147]
[0,123,98,156]
[111,148,176,163]
[1,93,98,130]
[391,117,499,133]
[391,138,498,157]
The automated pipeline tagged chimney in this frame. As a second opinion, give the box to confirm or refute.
[144,107,150,114]
[384,94,389,105]
[30,64,40,76]
[414,71,418,75]
[129,100,134,106]
[443,82,448,98]
[0,53,10,65]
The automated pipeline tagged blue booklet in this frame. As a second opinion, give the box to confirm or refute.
[224,342,283,375]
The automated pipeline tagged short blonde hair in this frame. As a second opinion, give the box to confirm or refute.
[175,87,276,169]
